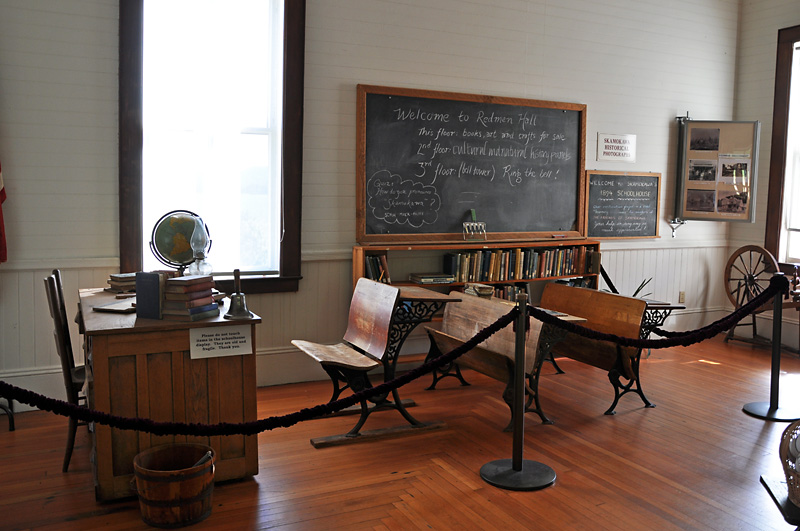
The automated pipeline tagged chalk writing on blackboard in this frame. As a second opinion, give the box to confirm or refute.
[367,170,442,228]
[357,85,587,243]
[586,172,660,239]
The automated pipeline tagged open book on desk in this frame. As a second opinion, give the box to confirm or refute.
[93,299,136,313]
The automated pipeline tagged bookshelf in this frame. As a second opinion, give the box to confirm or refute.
[352,239,601,298]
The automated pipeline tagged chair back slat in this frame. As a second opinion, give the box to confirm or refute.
[51,270,75,362]
[342,278,400,361]
[44,272,79,404]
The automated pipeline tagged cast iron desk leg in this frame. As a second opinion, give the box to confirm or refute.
[381,299,449,427]
[1,399,14,431]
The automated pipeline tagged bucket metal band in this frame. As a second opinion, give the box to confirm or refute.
[136,482,214,508]
[134,465,212,483]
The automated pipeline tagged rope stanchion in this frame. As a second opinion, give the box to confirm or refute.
[480,293,556,491]
[0,274,791,437]
[742,274,800,422]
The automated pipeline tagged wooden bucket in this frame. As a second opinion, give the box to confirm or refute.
[132,443,215,528]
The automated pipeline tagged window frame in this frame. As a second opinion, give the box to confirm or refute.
[119,0,304,293]
[765,24,800,270]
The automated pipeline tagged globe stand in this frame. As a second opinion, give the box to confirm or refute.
[150,210,212,275]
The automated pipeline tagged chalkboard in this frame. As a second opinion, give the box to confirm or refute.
[586,171,660,239]
[357,85,587,244]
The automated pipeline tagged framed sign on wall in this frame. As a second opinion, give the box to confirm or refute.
[675,118,760,223]
[586,171,660,239]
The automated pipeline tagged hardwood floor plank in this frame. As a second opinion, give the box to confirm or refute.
[1,337,799,529]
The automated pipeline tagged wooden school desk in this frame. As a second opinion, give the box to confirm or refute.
[307,285,461,448]
[79,289,260,501]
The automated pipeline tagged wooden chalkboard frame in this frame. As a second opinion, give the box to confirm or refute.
[585,171,661,239]
[357,84,587,244]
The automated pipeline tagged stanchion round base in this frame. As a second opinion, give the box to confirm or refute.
[743,402,800,422]
[480,459,556,491]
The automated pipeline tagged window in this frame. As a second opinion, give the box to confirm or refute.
[142,1,284,274]
[119,0,304,293]
[782,41,800,263]
[766,24,800,267]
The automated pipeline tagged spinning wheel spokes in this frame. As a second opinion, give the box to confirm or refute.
[724,245,779,309]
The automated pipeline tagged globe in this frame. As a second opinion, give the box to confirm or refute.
[150,210,210,271]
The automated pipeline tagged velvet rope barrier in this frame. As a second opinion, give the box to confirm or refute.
[0,274,789,437]
[528,274,790,349]
[0,307,518,437]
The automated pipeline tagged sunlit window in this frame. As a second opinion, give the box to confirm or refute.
[142,0,284,274]
[782,42,800,263]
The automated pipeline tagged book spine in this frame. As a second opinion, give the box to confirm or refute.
[378,254,391,283]
[365,255,376,280]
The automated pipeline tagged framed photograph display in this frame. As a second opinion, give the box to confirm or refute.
[675,118,760,222]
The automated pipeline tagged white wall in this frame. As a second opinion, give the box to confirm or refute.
[0,1,120,405]
[1,0,798,408]
[731,0,797,248]
[731,0,800,342]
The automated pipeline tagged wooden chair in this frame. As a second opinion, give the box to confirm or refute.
[44,269,88,472]
[292,278,400,439]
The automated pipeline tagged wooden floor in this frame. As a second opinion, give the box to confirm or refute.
[1,335,800,530]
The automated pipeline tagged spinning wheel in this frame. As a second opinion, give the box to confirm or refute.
[724,245,800,353]
[724,245,780,312]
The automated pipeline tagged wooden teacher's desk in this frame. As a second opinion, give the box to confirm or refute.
[79,289,261,501]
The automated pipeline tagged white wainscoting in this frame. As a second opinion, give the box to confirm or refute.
[0,258,355,411]
[4,245,792,415]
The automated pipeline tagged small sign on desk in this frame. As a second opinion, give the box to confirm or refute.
[190,324,252,359]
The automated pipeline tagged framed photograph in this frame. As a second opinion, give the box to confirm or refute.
[675,118,760,222]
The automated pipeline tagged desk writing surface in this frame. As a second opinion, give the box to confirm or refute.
[80,288,261,335]
[534,307,587,322]
[641,298,685,311]
[398,285,462,303]
[80,288,260,501]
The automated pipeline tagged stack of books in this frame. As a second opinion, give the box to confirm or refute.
[464,283,494,298]
[162,275,220,321]
[105,272,137,294]
[408,272,456,284]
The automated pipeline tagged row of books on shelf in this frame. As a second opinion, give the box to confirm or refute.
[493,278,593,301]
[443,246,598,284]
[363,254,392,284]
[490,283,528,301]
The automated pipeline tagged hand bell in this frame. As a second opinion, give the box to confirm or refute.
[224,269,254,320]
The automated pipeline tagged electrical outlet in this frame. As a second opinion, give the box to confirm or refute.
[678,291,686,304]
